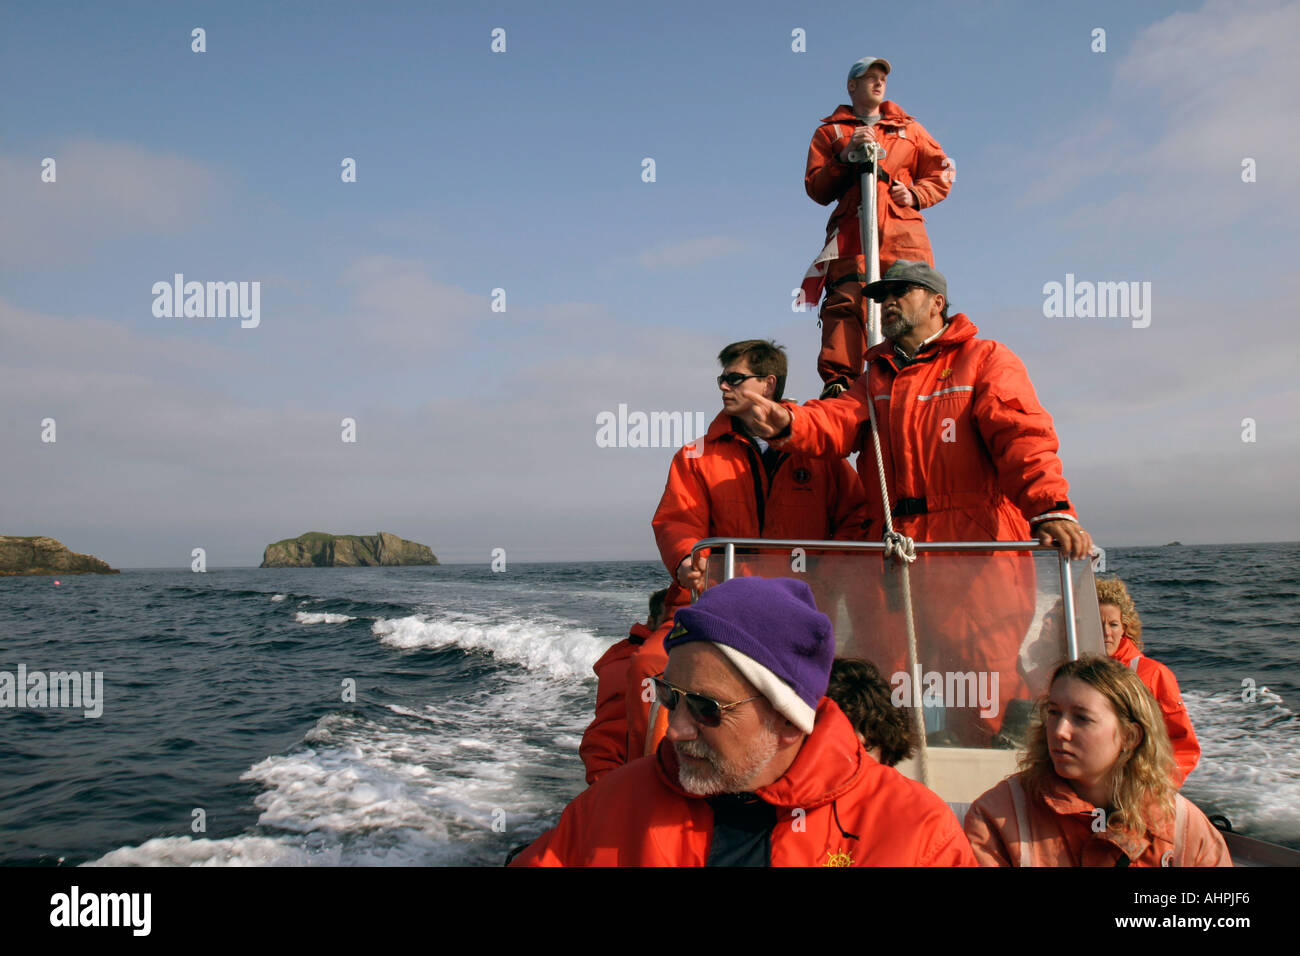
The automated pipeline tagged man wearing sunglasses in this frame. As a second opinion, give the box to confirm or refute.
[632,341,869,771]
[740,261,1092,561]
[801,56,953,399]
[652,339,868,603]
[510,577,975,866]
[736,261,1092,744]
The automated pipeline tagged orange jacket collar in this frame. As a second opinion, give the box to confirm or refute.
[652,698,865,811]
[820,101,915,126]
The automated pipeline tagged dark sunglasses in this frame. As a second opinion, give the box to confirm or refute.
[868,282,919,303]
[717,372,765,388]
[653,675,759,727]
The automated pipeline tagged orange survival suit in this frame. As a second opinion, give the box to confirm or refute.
[776,314,1080,742]
[617,410,870,763]
[578,620,653,785]
[964,772,1231,867]
[1110,636,1201,785]
[513,698,976,867]
[803,102,952,386]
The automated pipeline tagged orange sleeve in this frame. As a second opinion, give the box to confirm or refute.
[1181,799,1233,867]
[963,791,1016,867]
[578,640,637,785]
[924,813,979,867]
[967,806,1013,868]
[904,119,953,210]
[781,380,871,461]
[623,621,672,763]
[508,789,602,867]
[806,123,857,206]
[971,343,1077,525]
[1145,659,1201,784]
[652,447,712,578]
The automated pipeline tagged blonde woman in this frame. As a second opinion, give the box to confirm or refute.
[964,657,1229,866]
[1096,576,1200,783]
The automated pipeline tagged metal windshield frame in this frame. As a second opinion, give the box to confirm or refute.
[689,537,1083,661]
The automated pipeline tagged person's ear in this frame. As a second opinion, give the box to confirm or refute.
[1123,724,1144,754]
[775,716,804,748]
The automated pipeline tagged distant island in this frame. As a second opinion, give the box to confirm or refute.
[260,531,439,568]
[0,535,119,576]
[1162,541,1183,547]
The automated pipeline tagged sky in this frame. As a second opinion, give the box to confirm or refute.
[2,0,1298,567]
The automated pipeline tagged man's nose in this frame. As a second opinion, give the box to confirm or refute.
[664,699,697,742]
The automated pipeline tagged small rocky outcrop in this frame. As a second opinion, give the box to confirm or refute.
[260,531,439,568]
[0,536,119,576]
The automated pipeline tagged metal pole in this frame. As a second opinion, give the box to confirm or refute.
[1059,550,1079,660]
[724,542,736,582]
[858,141,886,349]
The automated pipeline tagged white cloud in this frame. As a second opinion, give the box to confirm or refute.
[1016,0,1300,222]
[339,255,486,349]
[638,236,747,270]
[0,138,224,266]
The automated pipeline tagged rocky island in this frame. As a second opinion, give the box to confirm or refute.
[0,535,119,576]
[260,531,439,568]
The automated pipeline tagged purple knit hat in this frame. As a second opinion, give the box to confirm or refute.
[666,577,834,733]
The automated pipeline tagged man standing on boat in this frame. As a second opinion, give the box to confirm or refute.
[599,340,868,776]
[803,56,954,399]
[740,261,1092,743]
[510,577,976,867]
[653,339,868,601]
[743,261,1092,559]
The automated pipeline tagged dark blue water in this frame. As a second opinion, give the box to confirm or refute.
[0,545,1296,865]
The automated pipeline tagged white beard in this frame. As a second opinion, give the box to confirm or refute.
[674,723,781,796]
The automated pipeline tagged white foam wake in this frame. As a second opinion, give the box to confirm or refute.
[371,614,605,680]
[1181,690,1300,845]
[87,675,590,867]
[294,612,357,625]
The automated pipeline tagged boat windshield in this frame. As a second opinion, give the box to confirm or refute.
[689,538,1104,803]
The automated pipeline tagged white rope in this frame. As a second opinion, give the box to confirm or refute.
[865,375,930,788]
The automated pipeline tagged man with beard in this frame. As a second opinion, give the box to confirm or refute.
[740,260,1092,560]
[614,339,869,773]
[508,577,974,866]
[736,260,1093,743]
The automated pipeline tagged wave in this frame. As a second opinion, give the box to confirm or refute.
[370,614,607,681]
[1181,690,1300,847]
[294,612,357,625]
[88,683,588,866]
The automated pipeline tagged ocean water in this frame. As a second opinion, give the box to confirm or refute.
[1,544,1297,866]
